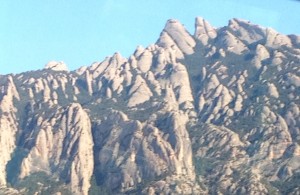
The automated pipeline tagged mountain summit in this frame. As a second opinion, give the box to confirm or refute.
[44,61,68,71]
[0,17,300,194]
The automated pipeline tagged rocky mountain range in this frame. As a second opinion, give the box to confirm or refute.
[0,17,300,194]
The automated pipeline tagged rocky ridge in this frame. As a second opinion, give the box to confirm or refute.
[0,17,299,194]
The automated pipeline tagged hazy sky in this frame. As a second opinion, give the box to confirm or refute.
[1,0,299,74]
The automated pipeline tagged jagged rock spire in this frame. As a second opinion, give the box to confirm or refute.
[157,19,196,56]
[194,17,217,45]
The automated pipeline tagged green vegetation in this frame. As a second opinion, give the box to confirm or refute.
[259,178,280,195]
[14,172,72,195]
[6,147,29,185]
[193,157,215,176]
[88,175,111,195]
[272,172,300,194]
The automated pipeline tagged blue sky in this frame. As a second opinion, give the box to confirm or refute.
[1,0,299,74]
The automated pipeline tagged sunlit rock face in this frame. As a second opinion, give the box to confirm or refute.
[44,61,69,72]
[0,17,300,194]
[19,103,93,195]
[0,76,19,186]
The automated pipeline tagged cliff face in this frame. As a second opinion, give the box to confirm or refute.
[0,76,20,186]
[19,103,93,194]
[0,17,300,194]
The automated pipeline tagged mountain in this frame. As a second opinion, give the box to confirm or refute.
[0,17,300,194]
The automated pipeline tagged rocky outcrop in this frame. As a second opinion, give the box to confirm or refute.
[0,76,19,186]
[19,103,93,194]
[194,17,217,45]
[157,19,196,58]
[92,109,202,194]
[44,61,68,72]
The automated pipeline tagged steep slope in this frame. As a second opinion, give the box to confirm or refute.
[0,17,299,194]
[0,76,20,186]
[18,103,93,194]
